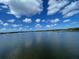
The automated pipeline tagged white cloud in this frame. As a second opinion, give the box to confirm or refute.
[63,19,70,23]
[0,0,43,17]
[48,0,79,18]
[23,18,32,23]
[12,24,22,27]
[6,11,21,18]
[61,1,79,18]
[0,0,10,4]
[45,24,58,29]
[51,18,60,23]
[46,25,51,28]
[35,18,41,23]
[51,24,57,27]
[0,20,9,27]
[1,0,79,18]
[47,0,69,15]
[63,10,79,18]
[3,23,9,26]
[7,19,15,23]
[35,24,42,28]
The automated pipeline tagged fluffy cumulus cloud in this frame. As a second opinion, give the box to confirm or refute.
[46,24,57,28]
[61,1,79,18]
[47,0,69,15]
[23,18,32,23]
[51,24,57,26]
[35,18,41,23]
[7,19,15,23]
[0,0,10,4]
[0,20,9,26]
[0,0,43,17]
[0,20,9,27]
[3,23,9,26]
[63,19,70,23]
[46,25,51,28]
[35,24,42,28]
[51,18,60,23]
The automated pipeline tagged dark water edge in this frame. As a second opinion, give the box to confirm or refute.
[0,32,79,59]
[0,31,79,35]
[0,27,79,34]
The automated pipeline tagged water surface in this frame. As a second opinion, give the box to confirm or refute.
[0,32,79,59]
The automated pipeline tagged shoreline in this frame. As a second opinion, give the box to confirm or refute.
[0,29,79,34]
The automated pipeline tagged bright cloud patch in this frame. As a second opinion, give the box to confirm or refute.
[48,0,79,18]
[63,10,79,18]
[35,24,42,28]
[51,18,60,23]
[47,0,69,15]
[7,19,15,23]
[63,19,70,23]
[0,0,10,4]
[23,18,32,23]
[46,25,51,28]
[35,18,41,23]
[3,23,9,26]
[61,1,79,18]
[0,20,9,26]
[0,0,43,17]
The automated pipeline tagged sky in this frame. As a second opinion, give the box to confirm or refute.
[0,0,79,32]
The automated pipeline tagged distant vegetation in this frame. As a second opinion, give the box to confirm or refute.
[0,27,79,34]
[66,28,79,31]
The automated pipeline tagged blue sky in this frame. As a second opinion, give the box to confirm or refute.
[0,0,79,32]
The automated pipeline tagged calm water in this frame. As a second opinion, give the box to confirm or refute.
[0,32,79,59]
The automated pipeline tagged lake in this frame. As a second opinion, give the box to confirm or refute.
[0,32,79,59]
